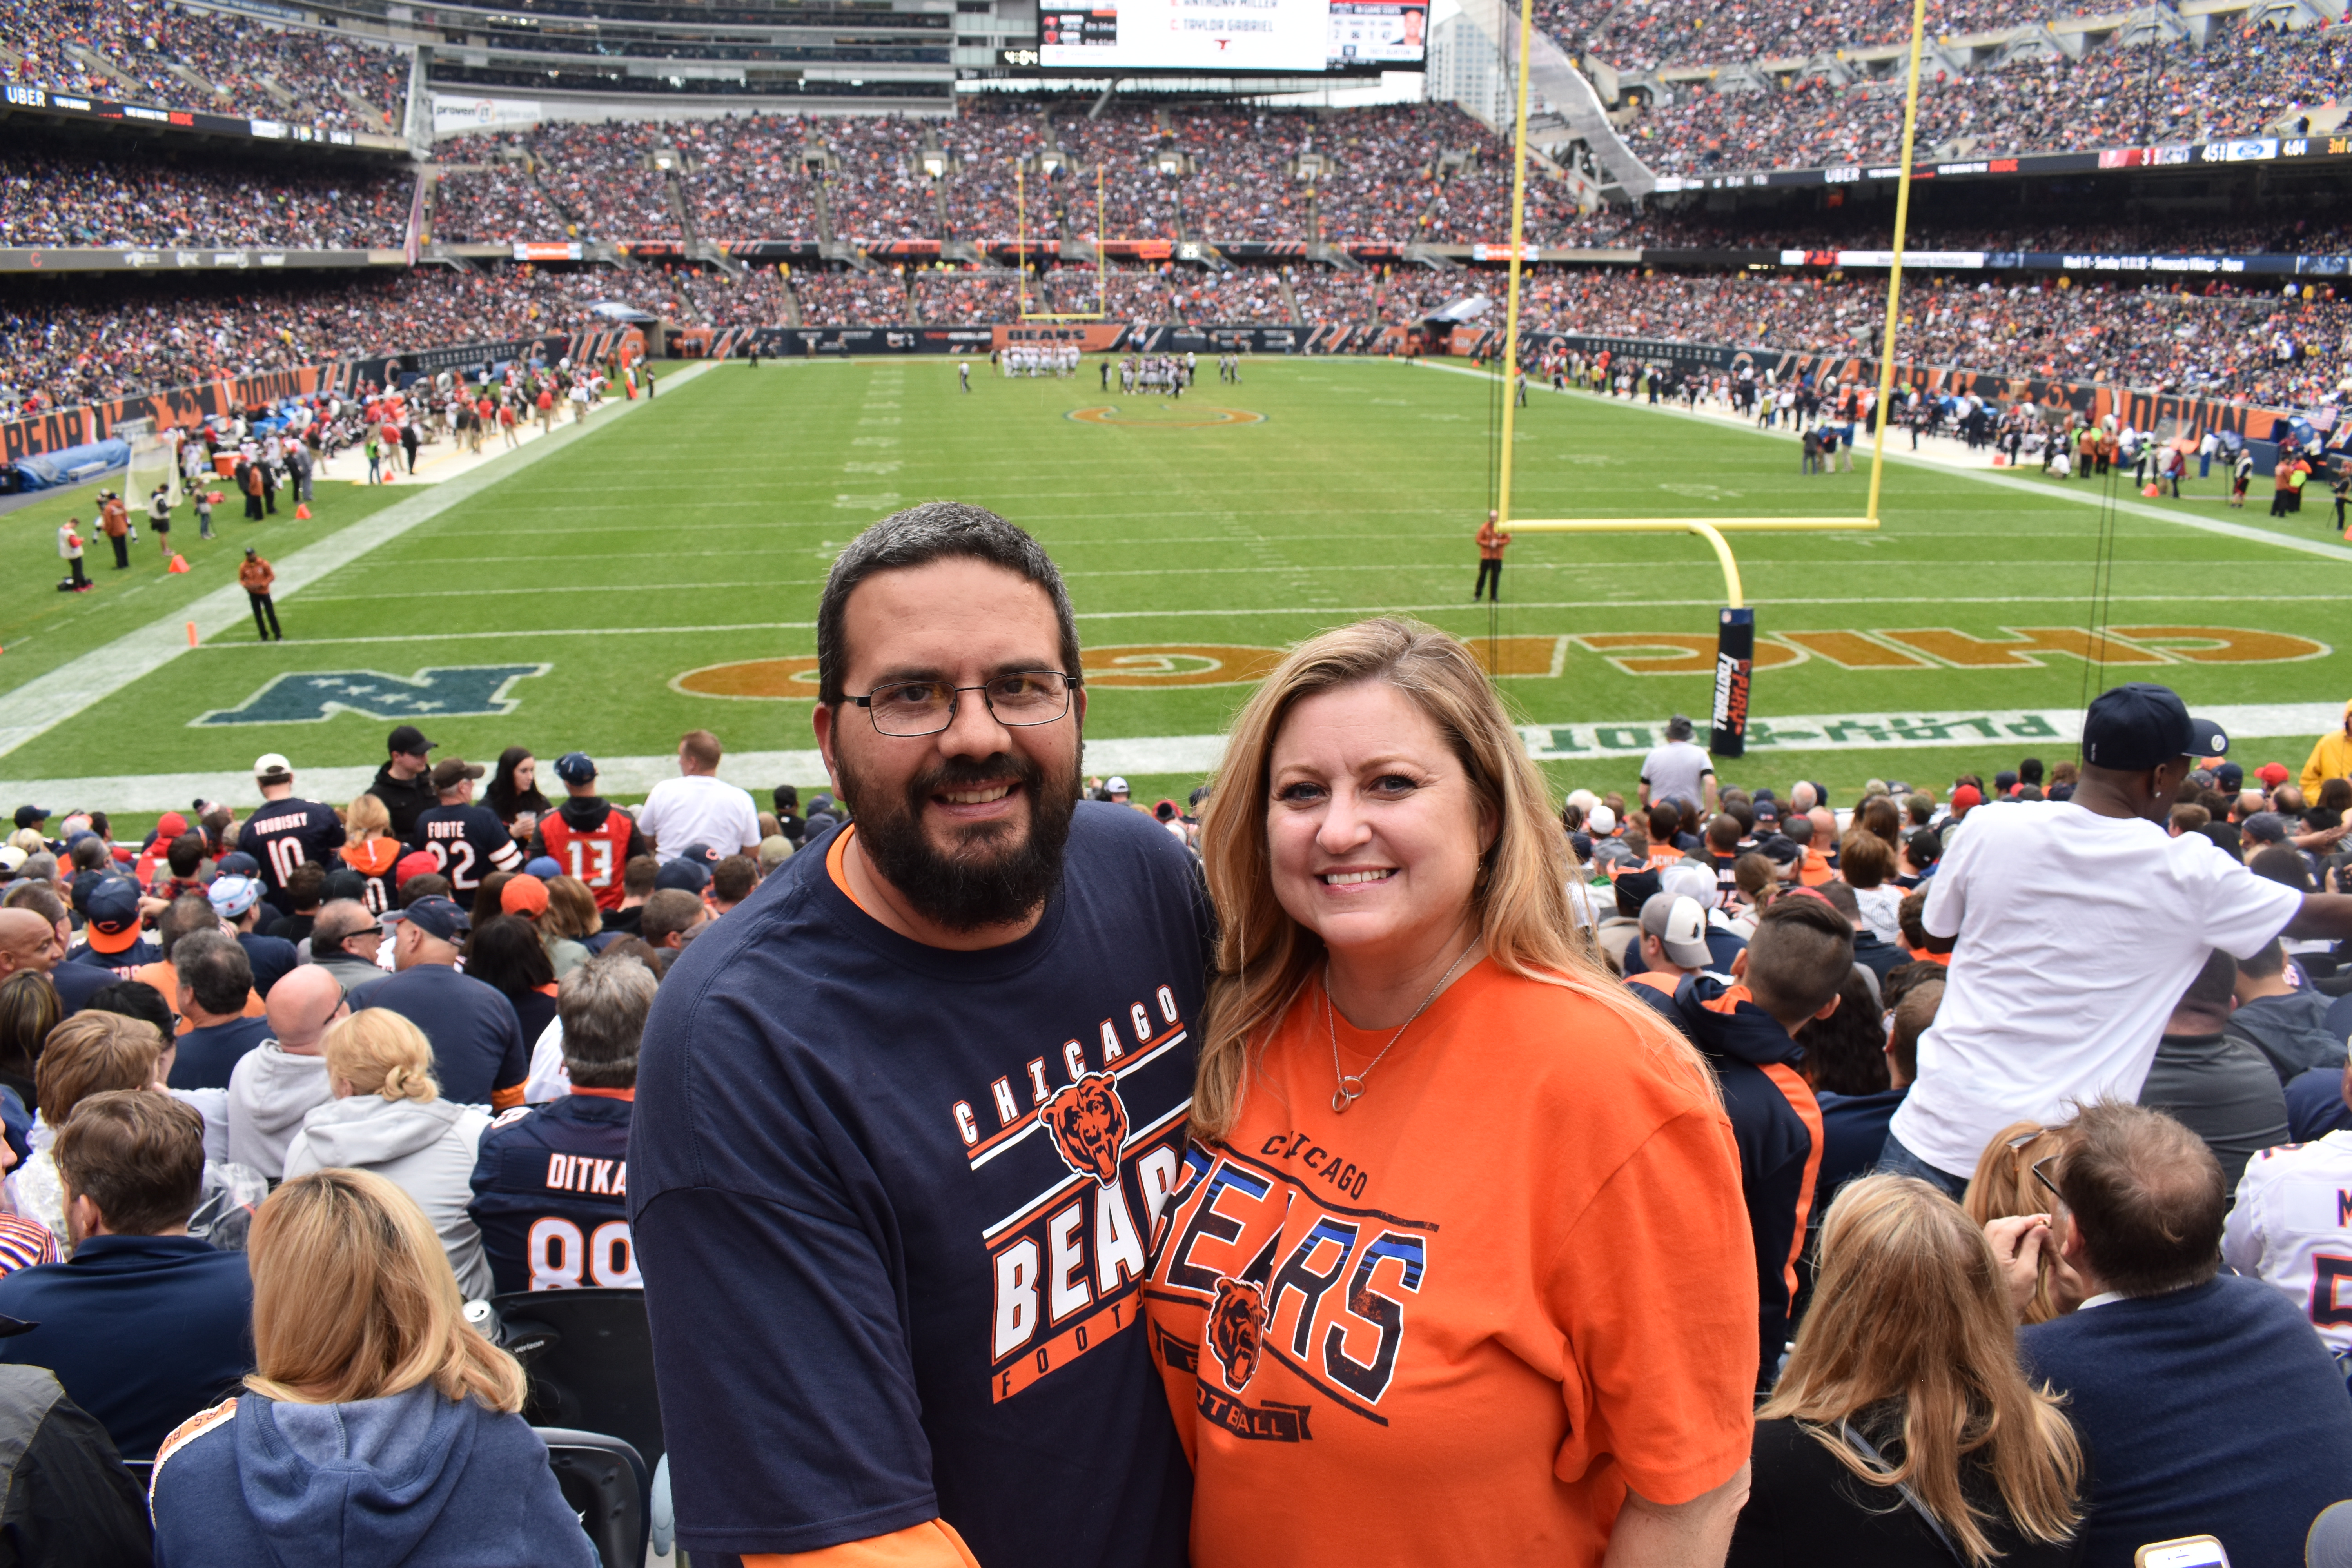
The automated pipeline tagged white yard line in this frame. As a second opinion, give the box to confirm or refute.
[7,699,2341,811]
[0,365,713,763]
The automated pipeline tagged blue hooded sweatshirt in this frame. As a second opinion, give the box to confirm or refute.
[1631,973,1823,1388]
[148,1383,598,1568]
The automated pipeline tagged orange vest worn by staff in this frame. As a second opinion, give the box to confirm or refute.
[1476,519,1510,561]
[239,556,275,594]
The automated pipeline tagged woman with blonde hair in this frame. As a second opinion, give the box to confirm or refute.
[1731,1175,2085,1566]
[1143,617,1757,1566]
[1963,1121,2082,1324]
[339,792,404,913]
[147,1169,597,1566]
[283,1010,493,1299]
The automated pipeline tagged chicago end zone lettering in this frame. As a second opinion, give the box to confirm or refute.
[977,985,1192,1403]
[1149,1142,1437,1443]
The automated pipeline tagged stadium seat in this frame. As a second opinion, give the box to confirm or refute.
[492,1289,666,1475]
[536,1426,645,1568]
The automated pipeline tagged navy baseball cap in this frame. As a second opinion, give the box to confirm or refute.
[554,751,597,787]
[2082,683,2230,771]
[383,895,470,942]
[85,877,146,953]
[654,858,710,893]
[216,851,261,877]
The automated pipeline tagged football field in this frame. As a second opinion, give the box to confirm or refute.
[4,354,2350,824]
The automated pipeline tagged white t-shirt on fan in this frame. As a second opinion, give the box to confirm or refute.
[637,773,760,864]
[1889,799,2303,1177]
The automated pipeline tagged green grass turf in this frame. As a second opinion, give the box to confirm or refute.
[4,355,2348,808]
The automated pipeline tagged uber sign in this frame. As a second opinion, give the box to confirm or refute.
[192,665,549,727]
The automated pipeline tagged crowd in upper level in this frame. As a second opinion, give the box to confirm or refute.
[2,0,407,130]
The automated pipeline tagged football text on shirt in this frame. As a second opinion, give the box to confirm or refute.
[966,982,1192,1405]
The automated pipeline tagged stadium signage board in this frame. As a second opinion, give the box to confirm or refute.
[1029,0,1423,73]
[1651,132,2352,192]
[1761,247,2323,277]
[0,83,402,151]
[0,248,394,274]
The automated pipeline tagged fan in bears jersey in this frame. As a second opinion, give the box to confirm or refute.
[527,753,649,913]
[469,951,653,1294]
[412,759,523,913]
[234,754,345,922]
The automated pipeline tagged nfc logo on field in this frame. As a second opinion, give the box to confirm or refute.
[191,665,550,727]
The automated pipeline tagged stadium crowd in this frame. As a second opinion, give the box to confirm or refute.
[1628,23,2352,176]
[0,522,2348,1560]
[3,0,409,129]
[0,142,411,252]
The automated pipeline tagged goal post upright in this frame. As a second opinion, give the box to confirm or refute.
[1865,0,1933,526]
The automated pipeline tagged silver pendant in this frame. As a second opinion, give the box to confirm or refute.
[1330,1076,1366,1114]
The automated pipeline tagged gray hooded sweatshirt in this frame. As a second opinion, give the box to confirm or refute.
[283,1095,494,1300]
[2228,988,2348,1084]
[225,1044,334,1181]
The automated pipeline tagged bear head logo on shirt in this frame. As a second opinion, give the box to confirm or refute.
[1208,1277,1265,1392]
[1042,1071,1129,1188]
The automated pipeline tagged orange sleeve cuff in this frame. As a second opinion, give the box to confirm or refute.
[744,1518,982,1568]
[489,1085,527,1113]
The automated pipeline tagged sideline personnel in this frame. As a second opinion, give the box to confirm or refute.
[239,549,281,641]
[1474,508,1509,601]
[632,504,1209,1566]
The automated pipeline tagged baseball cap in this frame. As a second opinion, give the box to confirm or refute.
[1104,777,1130,794]
[253,752,293,784]
[500,874,550,916]
[1640,893,1713,970]
[1588,805,1617,836]
[1950,784,1983,816]
[524,855,562,880]
[321,868,368,904]
[2257,762,2292,788]
[11,807,48,830]
[1659,861,1718,909]
[430,758,486,793]
[84,877,145,953]
[2215,761,2245,793]
[387,725,437,757]
[155,810,189,841]
[383,895,470,942]
[1664,715,1695,741]
[2241,811,2290,846]
[216,851,260,878]
[2309,1499,2352,1568]
[396,849,441,887]
[554,751,598,787]
[1613,867,1664,920]
[207,875,263,920]
[2082,682,2229,771]
[655,858,711,893]
[0,848,24,875]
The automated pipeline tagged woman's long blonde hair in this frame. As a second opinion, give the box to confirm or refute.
[323,1009,441,1104]
[1192,617,1704,1138]
[1763,1175,2083,1564]
[247,1168,525,1410]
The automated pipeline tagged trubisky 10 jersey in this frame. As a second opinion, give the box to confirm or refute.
[467,1093,638,1297]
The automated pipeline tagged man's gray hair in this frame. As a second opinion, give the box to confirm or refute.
[814,502,1080,706]
[313,900,376,956]
[174,929,251,1016]
[557,953,659,1090]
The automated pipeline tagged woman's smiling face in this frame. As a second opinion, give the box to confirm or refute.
[1265,680,1488,964]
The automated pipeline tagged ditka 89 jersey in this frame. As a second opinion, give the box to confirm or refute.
[468,1093,638,1296]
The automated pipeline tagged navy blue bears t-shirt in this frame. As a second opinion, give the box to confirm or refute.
[236,798,346,919]
[469,1093,637,1296]
[630,803,1210,1563]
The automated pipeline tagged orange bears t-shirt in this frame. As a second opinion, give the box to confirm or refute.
[1143,960,1756,1566]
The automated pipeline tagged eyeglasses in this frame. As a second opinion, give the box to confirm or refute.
[2030,1154,2063,1203]
[850,671,1079,739]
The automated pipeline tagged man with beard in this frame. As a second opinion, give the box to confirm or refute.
[632,503,1210,1568]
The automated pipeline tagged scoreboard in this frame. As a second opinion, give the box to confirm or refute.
[1034,0,1426,73]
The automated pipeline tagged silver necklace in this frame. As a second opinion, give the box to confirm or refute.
[1325,938,1478,1115]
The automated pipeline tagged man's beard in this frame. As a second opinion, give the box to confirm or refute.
[837,746,1082,933]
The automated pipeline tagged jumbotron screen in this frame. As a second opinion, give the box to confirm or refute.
[1034,0,1427,73]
